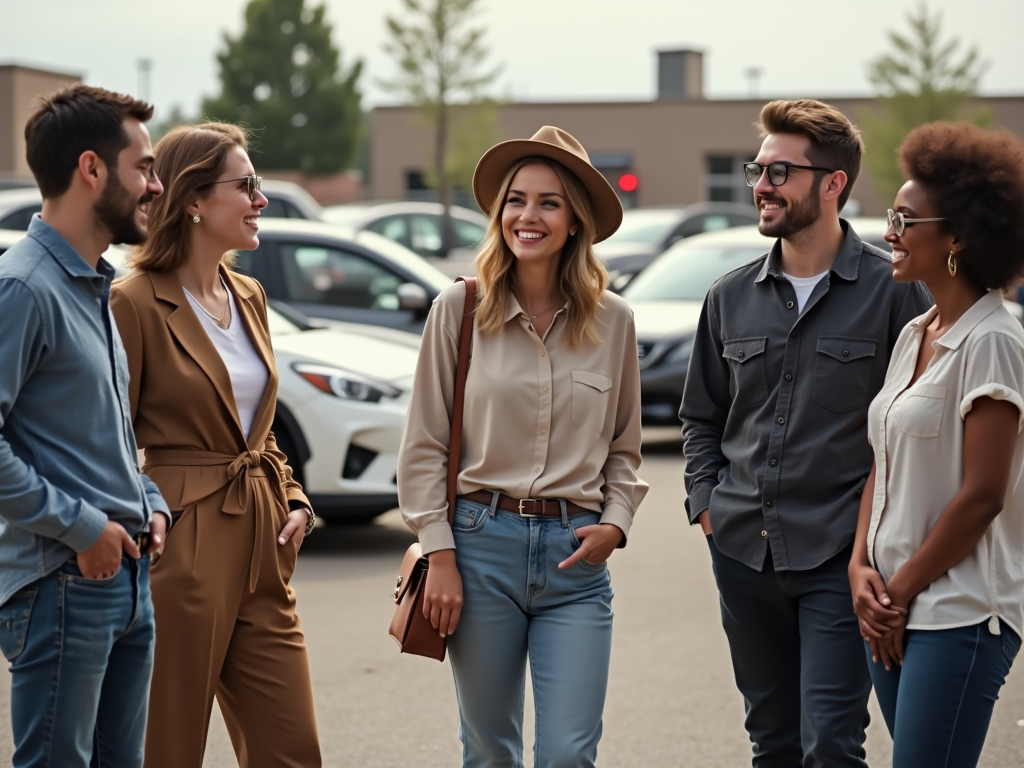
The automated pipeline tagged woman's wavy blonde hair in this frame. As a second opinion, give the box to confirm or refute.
[473,157,608,345]
[128,122,248,272]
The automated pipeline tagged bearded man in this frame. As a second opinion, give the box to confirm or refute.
[0,85,169,768]
[680,99,931,767]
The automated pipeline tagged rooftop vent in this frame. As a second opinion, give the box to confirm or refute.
[657,49,704,101]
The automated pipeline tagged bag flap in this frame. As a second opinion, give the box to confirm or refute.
[393,543,428,604]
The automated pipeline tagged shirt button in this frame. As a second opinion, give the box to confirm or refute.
[534,467,541,473]
[785,373,793,381]
[541,386,548,393]
[777,417,785,425]
[786,301,794,309]
[738,351,745,359]
[540,351,546,357]
[770,458,778,466]
[842,350,850,357]
[765,500,774,508]
[761,530,768,538]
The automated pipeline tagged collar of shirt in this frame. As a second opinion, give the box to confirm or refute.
[27,214,113,289]
[909,290,1004,351]
[754,218,864,285]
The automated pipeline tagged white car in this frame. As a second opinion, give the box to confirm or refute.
[0,228,416,523]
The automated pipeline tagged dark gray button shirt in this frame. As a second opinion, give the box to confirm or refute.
[680,221,932,571]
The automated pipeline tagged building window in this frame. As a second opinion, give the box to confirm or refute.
[705,155,755,205]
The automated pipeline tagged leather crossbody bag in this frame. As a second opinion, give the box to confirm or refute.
[389,276,476,661]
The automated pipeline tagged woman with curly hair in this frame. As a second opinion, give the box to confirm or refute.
[397,127,647,767]
[848,122,1024,767]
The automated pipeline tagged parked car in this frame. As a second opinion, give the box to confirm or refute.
[0,179,322,232]
[322,200,488,258]
[622,218,1022,426]
[594,202,761,288]
[0,226,127,263]
[233,218,453,333]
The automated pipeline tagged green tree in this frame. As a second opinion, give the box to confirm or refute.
[862,3,989,203]
[381,0,501,253]
[203,0,363,175]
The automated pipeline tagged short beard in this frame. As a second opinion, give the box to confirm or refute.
[757,185,822,240]
[93,171,149,246]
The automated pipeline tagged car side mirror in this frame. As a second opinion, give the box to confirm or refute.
[397,282,429,311]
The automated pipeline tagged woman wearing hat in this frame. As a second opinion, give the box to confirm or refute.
[397,126,647,766]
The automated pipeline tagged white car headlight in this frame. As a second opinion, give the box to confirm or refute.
[292,363,400,403]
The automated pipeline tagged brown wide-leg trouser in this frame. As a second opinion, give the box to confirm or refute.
[144,478,321,768]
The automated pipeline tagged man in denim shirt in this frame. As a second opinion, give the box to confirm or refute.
[681,100,931,766]
[0,85,168,768]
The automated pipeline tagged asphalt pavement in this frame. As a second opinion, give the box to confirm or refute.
[4,437,1021,766]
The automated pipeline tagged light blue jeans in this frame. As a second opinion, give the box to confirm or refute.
[0,555,154,768]
[448,495,614,768]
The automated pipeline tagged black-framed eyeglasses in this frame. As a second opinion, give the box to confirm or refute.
[206,174,262,201]
[743,161,835,187]
[886,209,946,237]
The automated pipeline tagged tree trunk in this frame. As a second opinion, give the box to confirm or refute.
[436,98,452,257]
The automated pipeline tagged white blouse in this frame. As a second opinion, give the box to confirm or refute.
[184,284,269,439]
[867,290,1024,637]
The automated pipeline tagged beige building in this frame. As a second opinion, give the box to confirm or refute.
[371,51,1024,216]
[0,64,82,183]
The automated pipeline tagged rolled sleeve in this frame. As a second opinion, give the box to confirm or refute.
[960,331,1024,431]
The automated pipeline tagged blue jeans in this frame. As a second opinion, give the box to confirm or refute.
[867,620,1021,768]
[708,537,871,768]
[447,496,614,768]
[0,555,155,768]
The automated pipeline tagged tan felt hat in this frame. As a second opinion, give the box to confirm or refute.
[472,126,623,243]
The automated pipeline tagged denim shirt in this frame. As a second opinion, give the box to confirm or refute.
[0,215,169,606]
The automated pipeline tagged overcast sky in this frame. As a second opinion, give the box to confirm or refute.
[1,0,1022,122]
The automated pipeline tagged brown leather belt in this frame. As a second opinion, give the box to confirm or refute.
[459,490,594,518]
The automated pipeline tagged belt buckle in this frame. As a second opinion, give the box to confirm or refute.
[517,498,542,518]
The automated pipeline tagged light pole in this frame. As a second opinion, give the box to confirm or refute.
[744,67,763,99]
[137,59,153,102]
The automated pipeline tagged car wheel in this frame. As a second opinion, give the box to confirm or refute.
[272,421,305,487]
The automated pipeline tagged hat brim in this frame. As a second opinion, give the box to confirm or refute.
[472,139,623,243]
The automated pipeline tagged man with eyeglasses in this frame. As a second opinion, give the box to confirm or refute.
[680,99,931,767]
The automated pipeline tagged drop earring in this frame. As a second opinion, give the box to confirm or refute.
[193,214,201,224]
[948,250,957,277]
[569,226,577,236]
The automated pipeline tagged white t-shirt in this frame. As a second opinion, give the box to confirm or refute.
[184,284,269,439]
[867,291,1024,637]
[783,270,828,313]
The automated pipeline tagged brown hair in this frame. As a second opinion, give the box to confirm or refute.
[899,122,1024,291]
[129,123,248,272]
[757,99,864,210]
[25,84,153,198]
[473,157,608,345]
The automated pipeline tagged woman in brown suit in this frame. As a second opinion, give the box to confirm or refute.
[110,123,320,768]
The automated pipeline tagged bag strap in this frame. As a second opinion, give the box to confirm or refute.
[446,276,477,527]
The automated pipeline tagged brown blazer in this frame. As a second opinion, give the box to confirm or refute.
[110,267,309,590]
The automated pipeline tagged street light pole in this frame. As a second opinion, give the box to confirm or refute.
[137,59,153,102]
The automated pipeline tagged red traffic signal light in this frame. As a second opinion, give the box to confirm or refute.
[617,173,639,193]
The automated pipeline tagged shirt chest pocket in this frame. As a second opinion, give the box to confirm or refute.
[812,337,877,413]
[896,383,947,438]
[722,337,768,411]
[571,370,612,433]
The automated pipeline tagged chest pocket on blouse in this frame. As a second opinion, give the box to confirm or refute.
[723,337,768,411]
[571,370,612,432]
[812,337,877,413]
[896,383,947,438]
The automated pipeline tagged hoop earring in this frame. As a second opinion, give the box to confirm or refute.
[193,214,201,224]
[948,250,957,277]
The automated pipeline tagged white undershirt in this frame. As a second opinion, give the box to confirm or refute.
[783,270,829,313]
[184,284,269,439]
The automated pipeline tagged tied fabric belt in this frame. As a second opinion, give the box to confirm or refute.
[144,448,290,592]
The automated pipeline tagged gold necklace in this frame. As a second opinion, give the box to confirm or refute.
[522,298,562,320]
[185,278,232,329]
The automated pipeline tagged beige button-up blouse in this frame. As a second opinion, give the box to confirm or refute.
[867,291,1024,636]
[398,281,648,554]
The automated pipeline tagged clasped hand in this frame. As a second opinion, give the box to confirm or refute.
[849,563,907,671]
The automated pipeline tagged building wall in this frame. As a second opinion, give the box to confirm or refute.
[372,96,1024,216]
[0,65,82,178]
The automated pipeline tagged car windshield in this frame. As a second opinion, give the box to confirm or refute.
[353,230,452,293]
[601,210,682,246]
[322,205,371,228]
[622,243,768,302]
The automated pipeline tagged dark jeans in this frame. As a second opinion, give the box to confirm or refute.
[0,555,154,768]
[708,537,871,768]
[867,620,1021,768]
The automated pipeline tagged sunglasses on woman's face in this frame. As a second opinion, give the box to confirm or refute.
[743,161,835,187]
[207,174,262,201]
[886,209,946,236]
